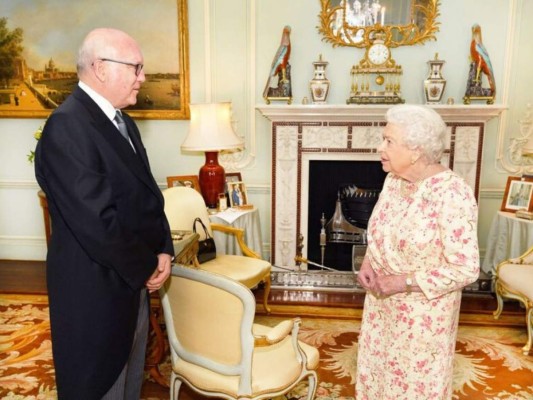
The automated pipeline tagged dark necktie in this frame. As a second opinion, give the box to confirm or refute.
[114,111,136,152]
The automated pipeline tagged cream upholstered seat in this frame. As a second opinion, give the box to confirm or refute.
[493,245,533,355]
[159,265,319,400]
[162,186,271,313]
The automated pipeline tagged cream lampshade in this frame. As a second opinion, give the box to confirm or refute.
[181,102,244,208]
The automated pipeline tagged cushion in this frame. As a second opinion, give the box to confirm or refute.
[499,263,533,300]
[173,323,318,397]
[200,255,271,288]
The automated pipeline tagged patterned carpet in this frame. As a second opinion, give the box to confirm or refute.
[1,294,532,400]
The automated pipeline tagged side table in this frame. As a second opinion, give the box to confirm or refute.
[209,208,263,257]
[482,211,533,276]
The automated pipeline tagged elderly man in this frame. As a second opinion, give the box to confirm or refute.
[35,28,174,399]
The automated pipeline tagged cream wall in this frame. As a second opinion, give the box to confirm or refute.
[0,0,531,261]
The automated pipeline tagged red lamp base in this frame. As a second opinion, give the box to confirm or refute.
[199,151,226,209]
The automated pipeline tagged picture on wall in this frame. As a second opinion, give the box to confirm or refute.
[501,176,533,212]
[0,0,189,120]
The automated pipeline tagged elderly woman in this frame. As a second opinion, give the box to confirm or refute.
[356,105,479,399]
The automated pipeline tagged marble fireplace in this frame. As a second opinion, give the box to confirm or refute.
[257,105,505,289]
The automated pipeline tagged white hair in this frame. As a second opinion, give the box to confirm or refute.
[385,104,447,163]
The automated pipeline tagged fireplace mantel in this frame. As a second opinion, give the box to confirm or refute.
[257,104,506,270]
[257,104,506,123]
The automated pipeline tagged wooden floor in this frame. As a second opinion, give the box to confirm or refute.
[0,259,520,316]
[0,260,48,294]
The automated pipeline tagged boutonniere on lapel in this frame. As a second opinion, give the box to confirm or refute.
[27,123,44,163]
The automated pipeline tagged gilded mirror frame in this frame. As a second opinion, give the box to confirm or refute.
[318,0,440,48]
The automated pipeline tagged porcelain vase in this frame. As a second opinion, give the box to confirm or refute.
[424,54,447,104]
[309,55,330,104]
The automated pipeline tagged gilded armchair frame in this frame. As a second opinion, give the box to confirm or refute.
[162,186,271,313]
[493,246,533,355]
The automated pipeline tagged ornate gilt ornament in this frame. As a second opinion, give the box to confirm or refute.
[347,33,404,104]
[318,1,440,105]
[508,105,533,172]
[317,0,441,49]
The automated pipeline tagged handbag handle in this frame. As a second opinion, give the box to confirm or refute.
[193,217,212,239]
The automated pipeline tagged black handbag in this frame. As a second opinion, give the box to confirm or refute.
[193,217,216,263]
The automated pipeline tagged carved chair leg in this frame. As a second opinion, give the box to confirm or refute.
[170,373,182,400]
[306,373,318,400]
[263,275,272,314]
[145,296,169,387]
[492,280,504,319]
[524,307,532,355]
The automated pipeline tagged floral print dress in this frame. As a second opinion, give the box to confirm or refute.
[356,170,480,400]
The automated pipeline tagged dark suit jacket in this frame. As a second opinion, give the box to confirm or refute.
[35,86,174,399]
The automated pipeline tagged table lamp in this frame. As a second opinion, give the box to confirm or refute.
[181,102,244,209]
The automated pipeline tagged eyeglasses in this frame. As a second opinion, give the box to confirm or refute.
[98,58,144,76]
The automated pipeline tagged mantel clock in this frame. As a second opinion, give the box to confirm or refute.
[317,0,441,105]
[347,34,404,105]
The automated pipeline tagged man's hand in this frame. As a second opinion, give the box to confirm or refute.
[146,253,172,293]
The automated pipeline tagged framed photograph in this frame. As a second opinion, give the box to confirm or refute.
[501,176,533,212]
[224,172,242,200]
[225,172,242,183]
[167,175,201,193]
[227,181,248,208]
[0,0,190,120]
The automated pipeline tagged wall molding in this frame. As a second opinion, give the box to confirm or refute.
[205,0,257,171]
[0,236,47,261]
[0,180,39,189]
[1,183,499,262]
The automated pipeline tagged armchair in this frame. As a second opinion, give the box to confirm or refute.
[159,265,319,400]
[493,245,533,355]
[162,186,271,312]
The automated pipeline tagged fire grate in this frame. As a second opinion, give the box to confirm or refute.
[271,270,360,292]
[270,270,493,294]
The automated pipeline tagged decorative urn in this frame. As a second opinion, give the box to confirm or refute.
[309,54,330,104]
[424,53,447,104]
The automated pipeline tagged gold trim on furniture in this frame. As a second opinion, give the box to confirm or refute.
[162,186,272,314]
[493,245,533,355]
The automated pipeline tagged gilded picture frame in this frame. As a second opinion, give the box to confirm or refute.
[224,172,242,202]
[0,0,190,120]
[501,176,533,213]
[228,181,248,208]
[166,175,201,193]
[225,172,242,187]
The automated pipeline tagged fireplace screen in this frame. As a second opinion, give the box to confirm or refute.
[307,160,386,272]
[319,185,380,272]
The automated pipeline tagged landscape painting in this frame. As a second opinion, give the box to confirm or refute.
[0,0,189,119]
